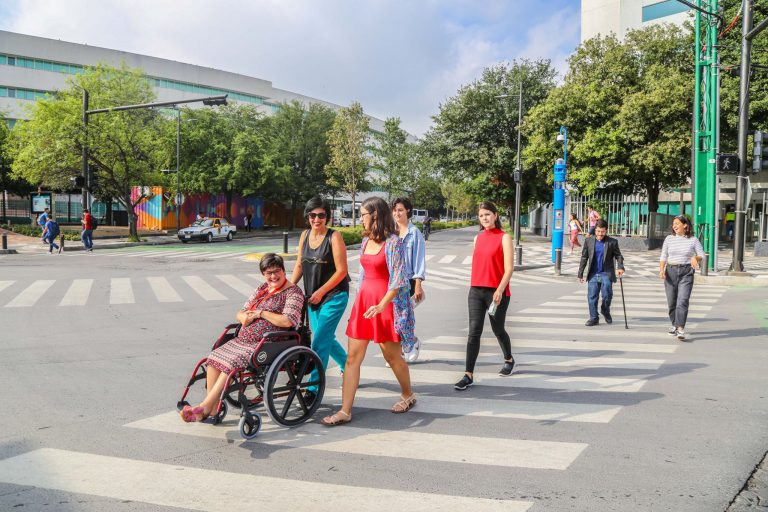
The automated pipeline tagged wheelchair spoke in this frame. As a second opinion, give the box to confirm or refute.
[281,389,297,418]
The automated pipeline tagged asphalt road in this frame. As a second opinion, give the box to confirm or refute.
[0,227,766,511]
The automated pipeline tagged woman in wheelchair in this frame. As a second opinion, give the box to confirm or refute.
[180,253,304,423]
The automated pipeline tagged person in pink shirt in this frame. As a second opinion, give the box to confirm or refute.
[586,205,601,237]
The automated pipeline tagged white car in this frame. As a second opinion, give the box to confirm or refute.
[178,218,236,243]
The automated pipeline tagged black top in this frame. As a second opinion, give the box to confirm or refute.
[301,229,350,309]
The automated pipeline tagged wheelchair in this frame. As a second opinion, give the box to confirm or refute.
[177,323,326,440]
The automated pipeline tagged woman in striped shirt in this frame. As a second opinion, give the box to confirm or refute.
[659,216,704,340]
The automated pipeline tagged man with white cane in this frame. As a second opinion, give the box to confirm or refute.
[578,219,625,326]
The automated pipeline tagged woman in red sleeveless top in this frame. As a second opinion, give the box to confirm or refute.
[454,201,515,390]
[321,197,416,426]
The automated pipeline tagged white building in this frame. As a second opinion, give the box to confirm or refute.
[581,0,692,42]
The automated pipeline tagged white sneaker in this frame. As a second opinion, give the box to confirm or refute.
[676,330,686,341]
[406,338,421,363]
[668,327,678,335]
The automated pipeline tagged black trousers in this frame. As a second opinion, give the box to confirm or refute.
[664,264,695,328]
[466,286,512,373]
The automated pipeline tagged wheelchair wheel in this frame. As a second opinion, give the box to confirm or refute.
[212,400,228,425]
[263,346,325,427]
[238,413,261,440]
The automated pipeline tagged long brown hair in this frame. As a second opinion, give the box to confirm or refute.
[478,201,503,231]
[361,197,395,243]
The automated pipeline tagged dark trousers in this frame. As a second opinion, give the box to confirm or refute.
[466,286,512,373]
[664,264,695,328]
[587,272,613,320]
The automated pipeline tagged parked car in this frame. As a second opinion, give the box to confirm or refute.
[178,218,236,243]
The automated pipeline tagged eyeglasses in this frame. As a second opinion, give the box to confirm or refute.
[360,212,372,218]
[308,212,327,220]
[263,269,284,277]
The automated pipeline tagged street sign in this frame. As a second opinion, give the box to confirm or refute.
[717,153,739,174]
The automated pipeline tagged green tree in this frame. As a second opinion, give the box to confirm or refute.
[424,60,557,223]
[409,145,445,214]
[325,101,370,227]
[178,104,269,217]
[9,63,169,238]
[372,117,411,201]
[0,119,34,222]
[267,100,336,229]
[523,25,693,212]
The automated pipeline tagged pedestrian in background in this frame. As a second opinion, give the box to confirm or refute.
[391,197,426,362]
[81,208,94,252]
[36,207,49,242]
[422,215,432,241]
[578,219,625,326]
[569,213,585,254]
[454,201,515,391]
[586,205,601,237]
[321,196,415,426]
[42,215,60,254]
[290,196,350,403]
[659,215,704,341]
[725,206,735,242]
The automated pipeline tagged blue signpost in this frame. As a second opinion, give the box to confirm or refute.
[552,126,568,262]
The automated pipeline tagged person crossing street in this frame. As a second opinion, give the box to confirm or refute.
[578,219,625,326]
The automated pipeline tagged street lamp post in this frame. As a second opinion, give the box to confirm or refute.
[552,126,568,263]
[176,108,181,232]
[496,83,525,265]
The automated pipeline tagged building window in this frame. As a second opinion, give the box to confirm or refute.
[642,1,690,22]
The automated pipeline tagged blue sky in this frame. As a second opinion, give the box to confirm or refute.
[0,0,582,135]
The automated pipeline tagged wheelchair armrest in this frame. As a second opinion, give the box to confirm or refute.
[225,323,241,330]
[261,330,300,344]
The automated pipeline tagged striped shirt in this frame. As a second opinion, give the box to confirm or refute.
[660,235,705,264]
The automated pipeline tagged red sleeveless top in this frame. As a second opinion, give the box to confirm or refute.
[470,228,510,296]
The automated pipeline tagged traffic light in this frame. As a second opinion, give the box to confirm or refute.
[753,131,768,173]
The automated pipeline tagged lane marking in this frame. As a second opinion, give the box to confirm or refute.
[0,280,16,294]
[518,308,705,320]
[462,256,473,265]
[438,255,456,264]
[109,278,135,304]
[505,316,698,329]
[59,279,94,306]
[539,301,712,311]
[181,276,227,301]
[0,448,533,512]
[146,277,183,303]
[216,274,255,296]
[4,280,55,308]
[424,254,435,261]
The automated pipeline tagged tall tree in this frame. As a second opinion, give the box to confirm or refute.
[0,119,33,222]
[523,25,693,212]
[325,101,370,226]
[9,63,169,238]
[178,104,269,217]
[372,117,411,201]
[267,100,336,229]
[424,60,558,223]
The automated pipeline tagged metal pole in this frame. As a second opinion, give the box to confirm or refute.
[282,231,289,254]
[732,0,753,273]
[514,81,523,265]
[1,233,7,250]
[176,109,181,232]
[701,252,709,276]
[81,89,89,211]
[554,248,562,276]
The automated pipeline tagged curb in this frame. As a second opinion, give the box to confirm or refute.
[695,274,768,286]
[243,252,298,262]
[0,249,18,254]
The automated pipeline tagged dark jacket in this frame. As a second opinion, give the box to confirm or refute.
[578,235,625,282]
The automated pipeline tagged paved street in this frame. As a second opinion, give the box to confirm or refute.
[0,227,766,511]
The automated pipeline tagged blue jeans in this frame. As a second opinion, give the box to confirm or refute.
[81,229,93,249]
[308,292,348,393]
[587,272,613,320]
[43,235,59,253]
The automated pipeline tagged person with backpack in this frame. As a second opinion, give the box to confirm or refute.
[81,208,94,252]
[42,215,60,254]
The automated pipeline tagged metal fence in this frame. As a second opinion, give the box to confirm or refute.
[567,193,650,236]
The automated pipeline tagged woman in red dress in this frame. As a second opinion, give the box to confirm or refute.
[321,197,416,426]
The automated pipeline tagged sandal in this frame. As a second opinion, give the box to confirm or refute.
[180,406,209,423]
[321,410,352,426]
[391,394,417,414]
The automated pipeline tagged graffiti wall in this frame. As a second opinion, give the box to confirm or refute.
[131,187,264,230]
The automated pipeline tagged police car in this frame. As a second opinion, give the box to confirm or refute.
[178,218,236,243]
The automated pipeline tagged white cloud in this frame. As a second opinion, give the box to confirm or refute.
[1,0,581,136]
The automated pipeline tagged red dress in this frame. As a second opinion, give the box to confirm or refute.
[346,243,400,343]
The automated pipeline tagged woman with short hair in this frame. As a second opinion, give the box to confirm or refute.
[659,215,704,341]
[321,196,415,426]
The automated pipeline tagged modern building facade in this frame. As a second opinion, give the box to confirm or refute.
[581,0,692,42]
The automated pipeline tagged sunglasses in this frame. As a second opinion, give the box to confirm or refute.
[308,212,327,220]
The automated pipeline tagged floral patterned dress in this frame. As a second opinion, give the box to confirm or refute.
[206,283,304,373]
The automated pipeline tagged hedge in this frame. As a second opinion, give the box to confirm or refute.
[334,220,476,247]
[1,224,83,241]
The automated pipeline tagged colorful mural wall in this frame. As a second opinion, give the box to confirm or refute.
[131,187,264,231]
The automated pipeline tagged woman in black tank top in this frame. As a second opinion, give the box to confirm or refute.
[290,197,350,400]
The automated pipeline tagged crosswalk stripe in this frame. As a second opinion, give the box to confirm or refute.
[181,276,227,301]
[327,366,648,392]
[4,280,55,308]
[424,254,435,261]
[437,255,456,264]
[0,448,533,511]
[128,413,586,470]
[167,251,218,259]
[110,278,135,304]
[376,350,664,370]
[246,273,265,285]
[348,254,361,261]
[216,274,255,296]
[59,279,94,306]
[462,256,473,265]
[514,273,563,283]
[427,268,469,280]
[563,292,721,301]
[450,267,472,276]
[539,301,712,311]
[519,308,705,319]
[0,280,15,293]
[505,316,698,329]
[122,249,176,258]
[428,335,679,353]
[146,277,182,303]
[207,251,250,260]
[321,388,622,423]
[422,280,457,290]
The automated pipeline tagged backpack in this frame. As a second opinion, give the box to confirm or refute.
[48,221,60,238]
[37,213,47,226]
[90,216,98,230]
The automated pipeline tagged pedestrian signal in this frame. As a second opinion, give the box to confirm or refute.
[716,153,739,175]
[752,131,768,173]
